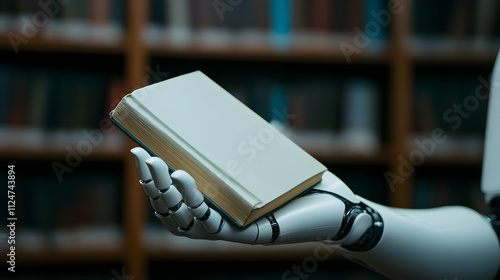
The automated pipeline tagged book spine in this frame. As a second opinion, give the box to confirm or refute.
[166,0,191,44]
[269,82,288,128]
[363,0,388,40]
[7,70,28,127]
[27,71,51,129]
[311,0,331,33]
[0,1,14,32]
[270,0,291,50]
[473,0,498,47]
[113,108,243,227]
[341,79,380,150]
[89,0,111,27]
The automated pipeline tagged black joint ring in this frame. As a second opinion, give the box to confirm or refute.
[199,208,211,221]
[141,179,152,184]
[267,215,280,243]
[179,219,195,231]
[169,201,183,212]
[155,210,169,217]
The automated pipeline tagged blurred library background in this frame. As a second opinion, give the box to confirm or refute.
[0,0,499,279]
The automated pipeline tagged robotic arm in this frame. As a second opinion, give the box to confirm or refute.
[128,50,500,280]
[132,147,499,280]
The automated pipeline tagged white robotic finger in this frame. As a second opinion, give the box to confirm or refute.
[130,147,159,198]
[130,147,170,215]
[171,170,222,234]
[171,170,203,206]
[155,211,178,232]
[146,157,194,230]
[144,157,172,192]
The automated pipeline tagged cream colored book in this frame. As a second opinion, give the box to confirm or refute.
[110,71,326,227]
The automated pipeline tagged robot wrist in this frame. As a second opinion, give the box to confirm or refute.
[311,190,384,251]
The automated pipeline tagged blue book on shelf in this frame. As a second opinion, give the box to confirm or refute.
[269,83,288,126]
[364,0,387,40]
[270,0,291,50]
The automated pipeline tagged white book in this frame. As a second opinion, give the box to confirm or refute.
[111,71,326,227]
[165,0,191,45]
[342,79,380,153]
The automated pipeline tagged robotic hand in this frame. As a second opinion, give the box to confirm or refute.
[132,147,500,280]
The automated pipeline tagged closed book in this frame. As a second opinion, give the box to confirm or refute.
[110,71,326,227]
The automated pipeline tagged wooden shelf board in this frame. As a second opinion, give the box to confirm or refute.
[409,37,499,64]
[148,39,389,64]
[1,247,123,264]
[0,34,125,54]
[0,146,124,161]
[285,131,388,164]
[420,154,483,166]
[408,136,484,166]
[0,129,126,161]
[1,227,125,264]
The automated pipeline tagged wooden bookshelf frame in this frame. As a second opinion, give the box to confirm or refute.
[123,1,149,279]
[387,0,413,208]
[0,1,494,279]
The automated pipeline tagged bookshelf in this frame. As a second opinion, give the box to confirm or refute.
[0,0,497,279]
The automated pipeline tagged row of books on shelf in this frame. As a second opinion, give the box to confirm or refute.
[414,0,500,41]
[410,134,484,162]
[411,0,500,54]
[0,63,126,149]
[0,0,124,43]
[0,64,383,157]
[216,73,382,154]
[411,0,500,53]
[413,177,486,213]
[0,61,383,154]
[413,74,487,158]
[3,0,500,52]
[145,0,389,50]
[0,171,122,251]
[0,63,488,158]
[146,0,500,51]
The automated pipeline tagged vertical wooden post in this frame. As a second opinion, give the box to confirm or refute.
[124,1,149,279]
[388,1,414,208]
